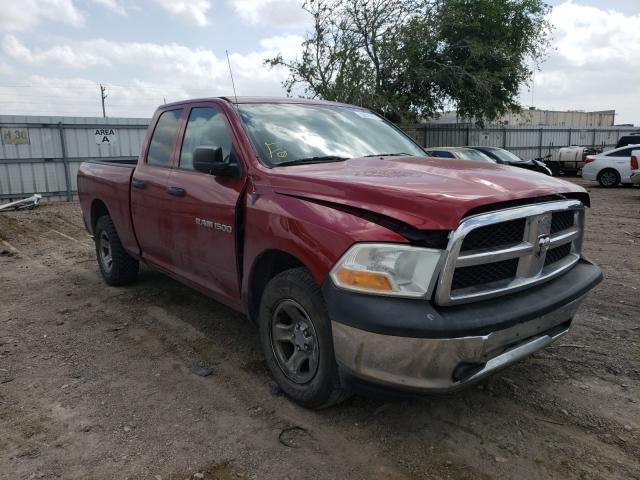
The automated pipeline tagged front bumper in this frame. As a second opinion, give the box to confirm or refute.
[324,258,602,394]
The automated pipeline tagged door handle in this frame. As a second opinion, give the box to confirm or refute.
[132,178,146,189]
[167,186,186,197]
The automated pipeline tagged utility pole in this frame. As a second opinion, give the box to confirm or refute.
[100,84,108,118]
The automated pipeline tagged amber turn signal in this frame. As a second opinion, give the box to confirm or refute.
[335,267,393,292]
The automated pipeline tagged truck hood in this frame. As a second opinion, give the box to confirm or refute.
[264,156,587,230]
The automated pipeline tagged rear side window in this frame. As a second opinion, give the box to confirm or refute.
[179,107,233,170]
[147,109,183,167]
[431,150,455,158]
[607,148,633,157]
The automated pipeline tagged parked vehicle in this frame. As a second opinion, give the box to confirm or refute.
[630,149,640,185]
[547,146,602,176]
[467,146,552,175]
[423,146,495,163]
[615,133,640,148]
[77,97,602,408]
[581,145,640,187]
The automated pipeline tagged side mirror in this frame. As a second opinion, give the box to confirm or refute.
[193,146,228,175]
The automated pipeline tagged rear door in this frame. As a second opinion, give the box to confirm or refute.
[131,108,184,270]
[164,103,246,301]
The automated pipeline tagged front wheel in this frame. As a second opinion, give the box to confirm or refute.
[598,169,620,187]
[258,267,349,409]
[94,215,139,286]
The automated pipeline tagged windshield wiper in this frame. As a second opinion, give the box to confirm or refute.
[274,155,349,167]
[363,152,411,157]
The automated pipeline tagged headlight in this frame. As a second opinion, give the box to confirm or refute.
[330,243,444,298]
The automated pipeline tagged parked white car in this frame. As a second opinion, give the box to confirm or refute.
[631,149,640,185]
[581,145,640,187]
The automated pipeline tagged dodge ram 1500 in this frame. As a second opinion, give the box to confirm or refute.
[78,97,602,408]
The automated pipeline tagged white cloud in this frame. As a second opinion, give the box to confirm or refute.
[0,0,85,33]
[523,1,640,125]
[2,35,110,68]
[230,0,308,27]
[151,0,212,26]
[0,34,303,117]
[0,61,14,75]
[258,34,303,56]
[88,0,127,16]
[2,35,225,76]
[550,1,638,66]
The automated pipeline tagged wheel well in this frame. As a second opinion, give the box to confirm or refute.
[248,250,306,323]
[91,199,109,233]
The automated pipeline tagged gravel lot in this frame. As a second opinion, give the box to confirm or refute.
[1,178,638,480]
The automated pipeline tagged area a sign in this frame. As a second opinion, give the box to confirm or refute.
[95,128,117,145]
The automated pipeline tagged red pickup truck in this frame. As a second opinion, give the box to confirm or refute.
[78,97,602,408]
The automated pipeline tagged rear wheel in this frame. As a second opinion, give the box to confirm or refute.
[598,169,620,187]
[94,215,139,286]
[258,267,349,409]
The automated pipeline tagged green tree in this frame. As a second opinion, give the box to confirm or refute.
[265,0,551,124]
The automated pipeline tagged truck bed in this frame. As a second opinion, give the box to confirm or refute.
[77,161,139,255]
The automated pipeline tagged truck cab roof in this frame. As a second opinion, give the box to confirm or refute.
[162,96,354,109]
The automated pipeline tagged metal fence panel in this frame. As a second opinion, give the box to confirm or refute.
[403,123,637,161]
[0,115,149,203]
[1,115,637,204]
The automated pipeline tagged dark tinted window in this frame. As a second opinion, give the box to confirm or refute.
[147,109,182,167]
[180,107,233,170]
[431,150,455,158]
[607,148,633,157]
[617,136,640,148]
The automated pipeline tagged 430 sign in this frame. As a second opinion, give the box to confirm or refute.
[1,128,29,145]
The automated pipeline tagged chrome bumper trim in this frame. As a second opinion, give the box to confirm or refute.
[332,295,585,392]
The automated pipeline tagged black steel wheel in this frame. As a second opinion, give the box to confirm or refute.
[270,299,320,384]
[258,267,349,409]
[94,215,139,286]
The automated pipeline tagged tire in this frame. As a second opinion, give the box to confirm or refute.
[598,169,620,188]
[258,267,349,409]
[94,215,139,286]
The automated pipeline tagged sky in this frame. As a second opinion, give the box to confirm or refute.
[0,0,638,124]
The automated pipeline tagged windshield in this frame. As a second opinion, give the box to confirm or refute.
[237,103,426,167]
[486,148,525,163]
[456,149,496,163]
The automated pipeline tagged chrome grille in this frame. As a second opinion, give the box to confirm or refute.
[551,211,575,234]
[460,218,525,251]
[451,258,519,290]
[435,200,585,306]
[544,243,572,266]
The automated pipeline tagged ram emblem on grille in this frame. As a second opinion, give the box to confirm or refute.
[536,235,551,256]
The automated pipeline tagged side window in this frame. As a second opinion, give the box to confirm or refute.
[147,109,183,167]
[180,107,233,170]
[434,150,455,158]
[607,148,632,157]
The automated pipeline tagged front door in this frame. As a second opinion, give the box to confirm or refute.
[131,108,184,271]
[165,104,246,301]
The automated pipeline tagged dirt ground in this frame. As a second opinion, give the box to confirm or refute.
[0,178,638,480]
